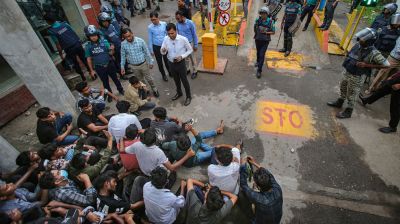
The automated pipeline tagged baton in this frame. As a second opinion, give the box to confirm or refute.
[276,26,283,48]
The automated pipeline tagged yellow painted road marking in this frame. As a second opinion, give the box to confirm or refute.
[248,49,305,72]
[255,101,315,138]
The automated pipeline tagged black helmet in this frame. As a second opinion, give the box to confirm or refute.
[84,25,100,37]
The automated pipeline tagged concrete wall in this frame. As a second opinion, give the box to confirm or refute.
[0,135,19,172]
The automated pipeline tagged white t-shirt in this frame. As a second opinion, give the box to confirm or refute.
[125,141,168,176]
[207,147,240,194]
[108,113,142,142]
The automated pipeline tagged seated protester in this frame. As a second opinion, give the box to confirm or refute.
[208,142,242,195]
[108,100,147,142]
[0,163,42,215]
[77,99,109,137]
[125,76,156,115]
[36,107,78,146]
[240,156,283,224]
[69,131,113,181]
[39,171,96,207]
[121,129,195,204]
[118,125,140,172]
[150,107,185,145]
[94,171,143,217]
[38,143,76,162]
[184,178,238,224]
[143,167,186,224]
[75,81,118,112]
[161,121,224,167]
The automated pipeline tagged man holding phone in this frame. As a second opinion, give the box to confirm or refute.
[161,23,193,106]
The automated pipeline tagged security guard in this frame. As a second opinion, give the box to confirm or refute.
[84,25,124,97]
[280,0,301,57]
[371,3,398,30]
[327,28,389,119]
[254,6,275,78]
[100,5,121,37]
[97,12,127,80]
[374,14,400,57]
[44,14,92,81]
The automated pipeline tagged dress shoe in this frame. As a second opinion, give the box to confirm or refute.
[284,51,291,57]
[302,27,307,31]
[172,93,182,101]
[279,48,286,53]
[256,71,261,79]
[191,72,198,79]
[358,94,367,106]
[162,75,168,82]
[184,97,191,106]
[378,127,397,133]
[327,98,344,108]
[153,90,160,98]
[120,75,129,80]
[336,108,353,119]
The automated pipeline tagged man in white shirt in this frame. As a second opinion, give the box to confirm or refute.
[108,100,144,142]
[121,128,195,204]
[207,143,242,195]
[161,23,193,106]
[143,167,186,224]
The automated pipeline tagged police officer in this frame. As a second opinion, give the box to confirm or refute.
[327,28,389,119]
[371,3,398,30]
[100,5,121,37]
[44,14,92,81]
[280,0,301,57]
[319,0,339,31]
[98,12,128,80]
[84,25,124,97]
[254,6,275,78]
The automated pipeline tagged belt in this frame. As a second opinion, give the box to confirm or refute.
[131,61,145,66]
[169,59,185,64]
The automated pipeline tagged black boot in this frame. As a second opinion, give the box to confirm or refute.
[336,108,353,119]
[279,39,287,53]
[285,38,292,57]
[327,98,344,108]
[358,94,367,106]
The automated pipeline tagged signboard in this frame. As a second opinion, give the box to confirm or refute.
[217,0,231,11]
[218,12,231,27]
[255,101,314,138]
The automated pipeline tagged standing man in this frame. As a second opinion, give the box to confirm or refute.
[280,0,301,57]
[300,0,320,31]
[148,11,170,82]
[254,7,275,79]
[84,25,124,96]
[121,28,160,97]
[327,28,389,119]
[178,0,192,20]
[318,0,339,31]
[44,14,92,81]
[200,0,208,30]
[161,23,193,106]
[176,10,199,79]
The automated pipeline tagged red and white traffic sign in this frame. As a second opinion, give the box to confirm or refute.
[218,12,230,26]
[217,0,231,12]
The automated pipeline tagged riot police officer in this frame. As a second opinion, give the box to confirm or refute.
[327,28,389,119]
[100,5,121,37]
[280,0,301,57]
[84,25,124,96]
[254,6,276,78]
[371,3,398,30]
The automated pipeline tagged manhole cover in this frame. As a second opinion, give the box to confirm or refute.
[159,15,170,19]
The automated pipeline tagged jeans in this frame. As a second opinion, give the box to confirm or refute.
[138,102,156,112]
[255,40,270,72]
[169,60,191,98]
[95,62,124,94]
[54,113,79,146]
[191,130,217,164]
[153,45,170,77]
[300,4,316,30]
[64,43,89,81]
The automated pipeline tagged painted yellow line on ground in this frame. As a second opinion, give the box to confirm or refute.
[248,49,304,72]
[255,101,314,138]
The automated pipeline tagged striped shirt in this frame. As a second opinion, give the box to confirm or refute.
[121,37,154,68]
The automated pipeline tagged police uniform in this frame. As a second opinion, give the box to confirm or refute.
[101,5,121,36]
[374,26,400,57]
[320,0,337,30]
[328,41,389,118]
[254,16,275,76]
[48,21,89,81]
[281,1,301,55]
[371,14,391,30]
[85,38,124,95]
[99,24,123,74]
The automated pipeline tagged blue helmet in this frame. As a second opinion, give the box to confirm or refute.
[100,5,113,14]
[84,25,100,37]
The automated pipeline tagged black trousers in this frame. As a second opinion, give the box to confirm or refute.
[322,2,337,29]
[153,45,170,77]
[283,22,294,51]
[65,43,89,81]
[95,62,124,94]
[255,40,270,72]
[365,85,400,129]
[169,60,191,98]
[300,4,316,29]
